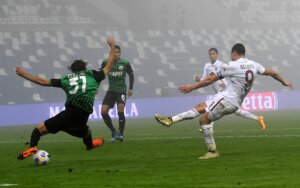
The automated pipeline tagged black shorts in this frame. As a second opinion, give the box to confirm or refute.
[102,91,127,108]
[44,105,90,138]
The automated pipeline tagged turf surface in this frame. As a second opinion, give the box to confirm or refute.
[0,110,300,187]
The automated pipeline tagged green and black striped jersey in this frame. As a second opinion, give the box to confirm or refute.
[50,69,105,113]
[101,58,134,93]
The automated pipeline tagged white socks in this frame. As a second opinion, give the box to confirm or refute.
[171,108,200,123]
[170,109,217,152]
[201,124,216,152]
[234,109,257,120]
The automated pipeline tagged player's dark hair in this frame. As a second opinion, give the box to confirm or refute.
[232,43,245,55]
[115,45,121,52]
[68,60,87,72]
[208,48,218,54]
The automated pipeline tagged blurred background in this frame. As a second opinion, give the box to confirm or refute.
[0,0,299,105]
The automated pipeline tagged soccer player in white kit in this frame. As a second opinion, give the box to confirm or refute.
[194,48,266,131]
[154,43,293,160]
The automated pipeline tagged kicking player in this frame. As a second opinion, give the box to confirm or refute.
[16,37,116,160]
[100,45,134,142]
[194,48,266,131]
[155,43,293,160]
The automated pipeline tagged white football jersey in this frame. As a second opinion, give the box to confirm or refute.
[216,58,265,107]
[201,60,227,93]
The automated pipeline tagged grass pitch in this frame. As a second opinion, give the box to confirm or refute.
[1,110,300,188]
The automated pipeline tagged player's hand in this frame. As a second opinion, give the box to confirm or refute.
[128,89,133,97]
[107,36,115,46]
[194,75,200,82]
[283,81,293,89]
[178,84,193,94]
[15,66,26,77]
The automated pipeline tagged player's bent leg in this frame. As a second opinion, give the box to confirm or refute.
[199,118,219,160]
[171,108,200,122]
[234,109,266,129]
[18,126,41,160]
[17,122,48,160]
[154,108,202,127]
[101,106,118,142]
[198,99,237,160]
[234,109,257,120]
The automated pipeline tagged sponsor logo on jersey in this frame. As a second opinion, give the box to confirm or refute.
[109,71,123,77]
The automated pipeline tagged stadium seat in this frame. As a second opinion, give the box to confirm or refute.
[1,27,298,104]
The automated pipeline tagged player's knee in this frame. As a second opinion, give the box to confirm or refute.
[200,114,210,125]
[101,105,110,115]
[101,112,110,118]
[194,103,207,114]
[234,109,241,116]
[101,110,108,116]
[37,123,48,135]
[200,119,209,125]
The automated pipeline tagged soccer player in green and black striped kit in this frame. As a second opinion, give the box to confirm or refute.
[16,37,116,160]
[100,45,134,142]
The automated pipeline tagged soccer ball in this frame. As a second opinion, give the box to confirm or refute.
[33,150,50,166]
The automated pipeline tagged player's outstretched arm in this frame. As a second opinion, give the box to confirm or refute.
[263,68,293,89]
[103,37,116,75]
[15,67,50,86]
[179,73,218,94]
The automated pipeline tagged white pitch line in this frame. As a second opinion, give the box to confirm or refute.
[126,134,300,140]
[0,134,300,144]
[0,139,75,144]
[0,184,18,187]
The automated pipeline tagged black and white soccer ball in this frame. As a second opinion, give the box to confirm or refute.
[32,150,50,166]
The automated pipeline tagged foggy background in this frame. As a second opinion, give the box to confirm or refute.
[0,0,298,105]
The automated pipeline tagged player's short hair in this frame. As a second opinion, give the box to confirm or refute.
[208,48,218,54]
[232,43,245,55]
[115,45,121,52]
[68,60,87,72]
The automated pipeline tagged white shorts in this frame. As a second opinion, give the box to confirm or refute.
[205,93,238,122]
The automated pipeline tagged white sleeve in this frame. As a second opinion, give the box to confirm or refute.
[201,64,209,80]
[216,63,232,79]
[256,62,265,75]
